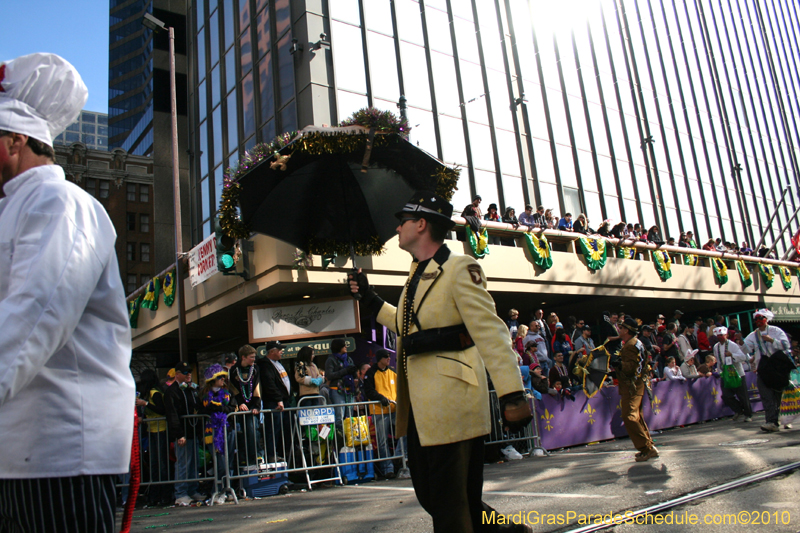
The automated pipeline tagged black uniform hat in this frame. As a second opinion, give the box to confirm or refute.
[395,190,456,229]
[619,317,639,334]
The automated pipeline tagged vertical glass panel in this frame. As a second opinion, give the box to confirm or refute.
[567,94,590,151]
[474,169,499,207]
[198,80,207,123]
[214,165,225,212]
[546,88,570,145]
[240,27,253,76]
[399,41,431,109]
[577,150,597,192]
[209,0,218,16]
[331,0,360,25]
[563,187,582,217]
[604,194,621,223]
[475,0,502,68]
[212,105,223,166]
[201,177,210,221]
[225,48,237,93]
[430,51,459,116]
[460,60,487,125]
[239,0,250,33]
[538,182,560,213]
[487,68,513,131]
[495,129,520,176]
[210,10,220,66]
[597,154,616,196]
[224,0,235,50]
[501,175,523,211]
[532,138,556,183]
[197,0,206,28]
[277,33,295,106]
[337,90,369,121]
[242,71,256,138]
[198,28,207,81]
[274,0,290,36]
[332,21,367,93]
[407,107,437,156]
[556,143,578,187]
[454,18,479,64]
[260,119,275,143]
[279,100,296,133]
[438,115,468,166]
[257,6,270,59]
[365,0,393,35]
[425,8,452,55]
[468,121,494,171]
[227,90,238,153]
[396,0,424,46]
[526,85,550,140]
[259,54,274,123]
[368,31,399,101]
[199,120,209,177]
[211,65,221,106]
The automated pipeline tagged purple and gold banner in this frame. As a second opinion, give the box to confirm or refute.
[535,373,763,449]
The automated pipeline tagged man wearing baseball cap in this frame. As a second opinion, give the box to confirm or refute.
[349,191,532,532]
[0,54,135,530]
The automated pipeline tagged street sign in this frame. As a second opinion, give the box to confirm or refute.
[298,407,336,426]
[188,234,218,287]
[257,336,356,359]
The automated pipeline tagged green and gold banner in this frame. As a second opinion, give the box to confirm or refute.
[577,237,607,271]
[653,250,672,280]
[736,260,752,288]
[140,277,161,311]
[523,232,553,270]
[162,268,176,307]
[711,257,728,285]
[617,246,635,260]
[468,228,489,258]
[759,263,775,288]
[683,254,699,266]
[129,294,142,329]
[779,266,793,290]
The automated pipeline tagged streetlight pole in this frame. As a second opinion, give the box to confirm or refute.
[143,13,188,363]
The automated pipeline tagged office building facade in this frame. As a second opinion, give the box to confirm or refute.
[53,110,110,151]
[188,0,800,256]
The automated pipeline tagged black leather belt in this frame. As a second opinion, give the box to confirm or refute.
[402,324,475,356]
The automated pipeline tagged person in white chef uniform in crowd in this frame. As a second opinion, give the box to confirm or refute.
[0,53,135,532]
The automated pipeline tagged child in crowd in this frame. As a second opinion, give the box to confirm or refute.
[201,364,237,505]
[663,357,686,381]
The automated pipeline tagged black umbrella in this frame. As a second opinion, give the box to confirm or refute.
[233,128,458,257]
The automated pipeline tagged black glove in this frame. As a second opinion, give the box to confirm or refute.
[346,365,358,375]
[379,397,390,407]
[499,391,532,433]
[347,269,384,314]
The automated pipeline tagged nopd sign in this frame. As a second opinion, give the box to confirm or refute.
[188,234,218,287]
[248,297,360,343]
[298,407,336,426]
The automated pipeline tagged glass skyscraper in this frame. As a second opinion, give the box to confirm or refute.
[188,0,800,256]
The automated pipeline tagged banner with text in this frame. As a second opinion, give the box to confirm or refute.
[248,297,361,343]
[188,234,218,287]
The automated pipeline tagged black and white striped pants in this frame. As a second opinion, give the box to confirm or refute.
[0,475,116,533]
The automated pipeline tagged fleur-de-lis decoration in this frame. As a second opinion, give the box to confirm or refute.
[584,403,596,425]
[684,391,693,410]
[711,386,720,404]
[270,153,291,170]
[651,395,662,415]
[541,409,555,431]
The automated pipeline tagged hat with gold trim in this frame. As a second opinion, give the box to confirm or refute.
[395,190,455,229]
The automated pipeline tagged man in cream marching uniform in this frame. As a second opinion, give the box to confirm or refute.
[0,53,135,531]
[350,191,532,533]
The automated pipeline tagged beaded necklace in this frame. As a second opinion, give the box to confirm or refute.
[400,263,421,379]
[235,364,255,402]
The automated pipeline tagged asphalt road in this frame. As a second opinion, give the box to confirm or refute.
[124,413,800,533]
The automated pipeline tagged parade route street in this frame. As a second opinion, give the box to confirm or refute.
[124,414,800,533]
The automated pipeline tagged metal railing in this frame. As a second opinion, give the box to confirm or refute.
[486,389,548,457]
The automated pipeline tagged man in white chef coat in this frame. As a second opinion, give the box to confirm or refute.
[0,53,135,532]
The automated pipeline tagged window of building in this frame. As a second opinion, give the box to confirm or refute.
[127,183,136,201]
[67,123,80,132]
[127,274,138,294]
[140,214,150,233]
[99,180,109,198]
[139,184,149,202]
[85,178,96,197]
[127,242,136,261]
[141,243,150,263]
[65,132,80,143]
[82,123,96,134]
[82,112,96,123]
[126,212,136,231]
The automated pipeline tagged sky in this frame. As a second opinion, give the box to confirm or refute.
[1,0,110,113]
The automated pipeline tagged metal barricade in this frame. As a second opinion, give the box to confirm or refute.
[221,397,409,503]
[117,414,220,504]
[485,390,548,457]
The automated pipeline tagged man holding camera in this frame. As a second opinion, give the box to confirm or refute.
[350,191,532,533]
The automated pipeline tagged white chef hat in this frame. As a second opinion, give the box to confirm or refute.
[713,326,728,336]
[0,53,88,146]
[753,308,774,322]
